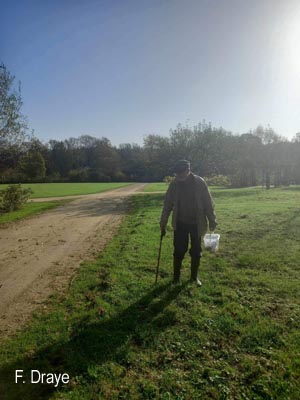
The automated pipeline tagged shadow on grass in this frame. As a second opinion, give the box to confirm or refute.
[128,194,165,214]
[211,188,263,199]
[0,281,187,400]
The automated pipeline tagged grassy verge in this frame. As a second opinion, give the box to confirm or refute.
[0,188,300,399]
[0,183,132,198]
[0,202,64,225]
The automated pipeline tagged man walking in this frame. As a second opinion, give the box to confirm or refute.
[160,160,217,286]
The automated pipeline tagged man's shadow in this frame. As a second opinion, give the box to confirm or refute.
[0,281,187,400]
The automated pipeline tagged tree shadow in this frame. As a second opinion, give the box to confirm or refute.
[0,281,187,400]
[48,197,127,218]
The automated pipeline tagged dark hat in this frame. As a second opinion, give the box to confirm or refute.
[173,159,191,173]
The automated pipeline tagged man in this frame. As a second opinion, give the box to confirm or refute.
[160,159,217,286]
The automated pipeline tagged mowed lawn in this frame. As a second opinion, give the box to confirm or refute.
[0,187,300,399]
[0,182,132,198]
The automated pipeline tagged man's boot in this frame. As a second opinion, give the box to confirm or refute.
[190,257,202,287]
[173,257,182,284]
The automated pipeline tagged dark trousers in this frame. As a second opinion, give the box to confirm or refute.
[173,221,202,261]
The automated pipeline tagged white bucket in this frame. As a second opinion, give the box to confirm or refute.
[203,233,220,252]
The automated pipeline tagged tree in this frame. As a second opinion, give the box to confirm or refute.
[19,152,46,180]
[118,143,147,181]
[48,140,73,178]
[0,63,30,181]
[0,63,28,145]
[229,133,262,187]
[143,135,172,180]
[292,132,300,143]
[252,125,286,189]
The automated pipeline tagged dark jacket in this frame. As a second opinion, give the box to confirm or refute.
[160,173,216,237]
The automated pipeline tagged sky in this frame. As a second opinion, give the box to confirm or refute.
[1,0,300,146]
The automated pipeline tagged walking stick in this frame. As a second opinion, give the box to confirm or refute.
[155,230,165,284]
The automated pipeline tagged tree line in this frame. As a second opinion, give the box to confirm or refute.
[1,63,300,187]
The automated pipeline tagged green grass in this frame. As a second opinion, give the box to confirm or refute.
[0,202,64,225]
[0,182,132,198]
[143,182,167,192]
[143,182,224,192]
[1,187,300,399]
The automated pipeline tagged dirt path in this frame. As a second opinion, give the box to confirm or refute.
[0,183,147,337]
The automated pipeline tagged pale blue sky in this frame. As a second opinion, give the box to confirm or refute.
[1,0,300,145]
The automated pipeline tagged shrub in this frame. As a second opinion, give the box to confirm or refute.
[68,168,90,182]
[43,172,61,183]
[113,171,127,182]
[163,175,175,184]
[0,184,32,213]
[0,168,26,183]
[203,175,231,187]
[88,169,112,182]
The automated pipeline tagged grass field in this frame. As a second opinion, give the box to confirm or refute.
[0,187,300,399]
[0,201,66,225]
[0,182,132,198]
[143,183,167,192]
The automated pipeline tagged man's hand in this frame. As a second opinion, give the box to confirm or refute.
[209,220,217,231]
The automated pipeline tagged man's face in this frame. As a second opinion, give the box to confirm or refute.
[175,168,190,181]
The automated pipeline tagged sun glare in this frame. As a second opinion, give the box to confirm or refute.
[276,7,300,100]
[286,20,300,75]
[281,8,300,83]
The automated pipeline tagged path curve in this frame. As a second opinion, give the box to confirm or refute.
[0,183,147,337]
